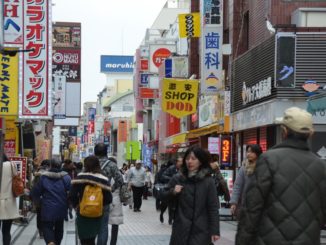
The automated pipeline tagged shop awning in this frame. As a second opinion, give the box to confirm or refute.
[307,93,326,114]
[187,123,224,139]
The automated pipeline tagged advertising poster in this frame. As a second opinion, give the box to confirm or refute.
[4,117,17,157]
[199,95,218,127]
[53,76,66,119]
[162,78,199,118]
[208,137,220,155]
[200,0,223,95]
[88,108,96,121]
[53,22,81,48]
[178,13,201,38]
[53,49,81,82]
[3,0,24,46]
[21,0,51,118]
[9,157,27,185]
[36,138,51,165]
[142,144,153,169]
[0,52,19,116]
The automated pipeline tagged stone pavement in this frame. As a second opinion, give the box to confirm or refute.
[10,197,236,245]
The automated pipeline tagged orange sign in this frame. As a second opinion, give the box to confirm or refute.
[221,137,231,166]
[152,48,171,68]
[118,120,128,143]
[139,88,159,99]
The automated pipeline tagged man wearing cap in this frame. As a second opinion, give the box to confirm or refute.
[236,107,326,245]
[127,160,146,212]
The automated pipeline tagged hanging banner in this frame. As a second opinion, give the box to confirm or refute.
[118,120,128,143]
[0,52,19,116]
[36,138,51,165]
[126,141,141,160]
[20,0,52,118]
[162,78,199,118]
[53,75,66,119]
[178,13,201,38]
[201,26,223,95]
[4,0,24,46]
[4,117,17,157]
[142,144,153,168]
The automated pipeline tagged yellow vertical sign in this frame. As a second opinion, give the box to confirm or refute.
[178,13,201,38]
[0,53,19,115]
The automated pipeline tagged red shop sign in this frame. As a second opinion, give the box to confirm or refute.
[140,59,149,71]
[152,48,171,68]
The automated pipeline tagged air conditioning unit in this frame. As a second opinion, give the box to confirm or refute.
[292,8,326,27]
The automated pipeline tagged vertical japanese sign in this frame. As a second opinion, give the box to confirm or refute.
[162,79,199,118]
[3,0,24,46]
[20,0,52,118]
[0,52,19,115]
[220,136,231,167]
[275,33,296,88]
[201,0,223,95]
[4,117,17,157]
[142,144,152,168]
[53,75,66,119]
[178,13,201,38]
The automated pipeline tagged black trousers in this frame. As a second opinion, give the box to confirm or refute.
[132,186,144,210]
[42,220,64,245]
[36,206,42,232]
[110,224,119,245]
[0,220,13,245]
[80,237,95,245]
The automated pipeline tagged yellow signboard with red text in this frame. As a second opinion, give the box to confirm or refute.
[162,79,199,118]
[0,53,19,116]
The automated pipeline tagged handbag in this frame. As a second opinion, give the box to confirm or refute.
[10,162,25,197]
[119,183,131,204]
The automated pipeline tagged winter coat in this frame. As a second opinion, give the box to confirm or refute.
[211,166,230,202]
[161,165,178,184]
[230,165,250,206]
[98,156,123,192]
[31,169,71,221]
[163,168,220,245]
[0,161,20,220]
[236,138,326,245]
[109,190,124,225]
[69,172,112,239]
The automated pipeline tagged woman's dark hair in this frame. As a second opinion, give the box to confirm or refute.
[246,144,263,157]
[50,158,61,169]
[84,156,101,173]
[41,159,51,167]
[181,146,211,175]
[166,158,175,167]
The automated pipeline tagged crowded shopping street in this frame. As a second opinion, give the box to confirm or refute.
[1,0,326,245]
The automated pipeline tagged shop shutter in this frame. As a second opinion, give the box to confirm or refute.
[243,128,257,146]
[259,127,267,152]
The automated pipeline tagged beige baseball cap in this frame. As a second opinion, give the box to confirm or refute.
[275,107,313,133]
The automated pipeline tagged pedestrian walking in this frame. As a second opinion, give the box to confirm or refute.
[94,143,123,245]
[236,107,326,245]
[61,159,77,220]
[108,159,124,245]
[0,155,21,245]
[70,156,112,245]
[31,158,71,245]
[230,144,262,218]
[153,162,169,211]
[159,157,182,224]
[210,158,230,203]
[162,146,220,245]
[32,159,51,238]
[127,160,146,212]
[143,166,153,200]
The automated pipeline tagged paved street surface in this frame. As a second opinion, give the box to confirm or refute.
[9,197,236,245]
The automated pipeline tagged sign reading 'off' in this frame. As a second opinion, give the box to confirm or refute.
[162,79,199,118]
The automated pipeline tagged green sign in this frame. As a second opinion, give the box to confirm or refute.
[125,141,141,160]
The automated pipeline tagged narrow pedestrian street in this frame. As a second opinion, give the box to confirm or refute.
[10,197,237,245]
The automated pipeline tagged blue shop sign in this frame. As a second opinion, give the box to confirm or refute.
[101,55,134,73]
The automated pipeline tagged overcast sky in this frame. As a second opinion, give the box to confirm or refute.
[52,0,167,105]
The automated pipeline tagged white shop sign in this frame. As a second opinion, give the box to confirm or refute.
[242,77,272,105]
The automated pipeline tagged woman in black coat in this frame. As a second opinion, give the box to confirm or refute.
[163,146,220,245]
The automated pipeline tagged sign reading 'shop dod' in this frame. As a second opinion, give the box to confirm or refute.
[162,79,199,118]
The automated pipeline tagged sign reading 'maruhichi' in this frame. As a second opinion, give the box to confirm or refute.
[162,79,199,118]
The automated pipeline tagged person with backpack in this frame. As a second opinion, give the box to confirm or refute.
[0,155,20,245]
[31,158,71,245]
[94,143,123,245]
[32,159,50,239]
[70,156,112,245]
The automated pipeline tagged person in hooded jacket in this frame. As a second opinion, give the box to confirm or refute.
[70,156,112,245]
[31,158,71,245]
[0,155,20,245]
[162,146,220,245]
